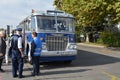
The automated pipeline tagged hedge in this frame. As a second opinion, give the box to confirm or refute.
[101,31,120,47]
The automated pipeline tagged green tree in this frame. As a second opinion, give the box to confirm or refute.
[54,0,120,27]
[0,28,4,31]
[54,0,120,42]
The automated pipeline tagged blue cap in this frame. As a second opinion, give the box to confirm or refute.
[16,28,22,31]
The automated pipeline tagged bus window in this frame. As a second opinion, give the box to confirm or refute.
[37,16,56,32]
[31,17,36,31]
[37,16,75,33]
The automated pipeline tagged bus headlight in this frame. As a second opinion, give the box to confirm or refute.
[42,44,47,50]
[68,44,77,50]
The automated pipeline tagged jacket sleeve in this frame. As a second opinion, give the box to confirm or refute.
[0,38,6,55]
[30,40,36,56]
[0,38,2,53]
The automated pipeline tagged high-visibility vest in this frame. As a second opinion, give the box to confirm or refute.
[33,37,42,56]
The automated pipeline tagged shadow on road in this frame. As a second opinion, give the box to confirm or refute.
[3,49,120,79]
[41,69,91,76]
[42,49,120,69]
[35,48,120,71]
[72,49,120,67]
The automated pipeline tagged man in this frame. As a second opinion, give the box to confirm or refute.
[0,31,6,72]
[8,30,15,58]
[11,28,24,78]
[31,32,42,76]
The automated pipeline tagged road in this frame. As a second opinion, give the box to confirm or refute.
[0,44,120,80]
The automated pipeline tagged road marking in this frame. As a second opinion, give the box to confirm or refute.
[102,71,120,80]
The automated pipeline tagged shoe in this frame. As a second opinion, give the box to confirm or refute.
[31,72,35,76]
[18,75,24,78]
[34,72,40,76]
[13,75,18,78]
[36,74,39,76]
[0,69,5,72]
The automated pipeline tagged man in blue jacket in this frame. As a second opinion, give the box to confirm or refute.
[31,32,42,76]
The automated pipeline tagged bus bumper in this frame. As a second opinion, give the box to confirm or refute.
[40,50,77,62]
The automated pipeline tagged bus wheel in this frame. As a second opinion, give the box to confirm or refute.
[64,60,72,64]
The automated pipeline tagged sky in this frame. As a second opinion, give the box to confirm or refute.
[0,0,54,28]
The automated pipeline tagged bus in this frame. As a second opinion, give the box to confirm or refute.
[18,10,77,63]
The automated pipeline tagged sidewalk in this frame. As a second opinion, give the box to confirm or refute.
[77,43,105,48]
[77,43,120,51]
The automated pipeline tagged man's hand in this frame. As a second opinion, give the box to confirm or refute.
[19,48,25,58]
[0,53,3,57]
[21,53,25,58]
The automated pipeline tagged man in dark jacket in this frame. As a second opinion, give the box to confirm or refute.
[0,31,6,72]
[11,28,25,78]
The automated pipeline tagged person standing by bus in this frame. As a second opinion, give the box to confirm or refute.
[11,28,24,78]
[8,30,15,58]
[6,30,15,64]
[31,32,42,76]
[0,30,6,72]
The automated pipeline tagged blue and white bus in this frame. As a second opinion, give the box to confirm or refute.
[18,10,77,63]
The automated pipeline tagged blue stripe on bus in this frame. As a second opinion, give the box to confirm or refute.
[26,33,76,43]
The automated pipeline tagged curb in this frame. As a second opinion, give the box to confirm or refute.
[77,43,105,48]
[107,47,120,51]
[77,43,120,51]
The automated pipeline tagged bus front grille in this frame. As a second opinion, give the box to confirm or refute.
[46,36,68,51]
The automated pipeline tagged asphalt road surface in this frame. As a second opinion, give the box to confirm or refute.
[0,44,120,80]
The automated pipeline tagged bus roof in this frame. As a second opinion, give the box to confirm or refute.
[32,10,74,18]
[19,10,74,25]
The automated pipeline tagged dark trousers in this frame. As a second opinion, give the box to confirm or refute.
[12,57,23,77]
[32,56,40,75]
[0,58,3,69]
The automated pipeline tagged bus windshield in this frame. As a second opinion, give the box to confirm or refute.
[37,16,75,33]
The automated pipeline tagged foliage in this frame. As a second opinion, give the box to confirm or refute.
[101,31,120,47]
[0,28,4,31]
[54,0,120,27]
[96,37,103,44]
[54,0,120,43]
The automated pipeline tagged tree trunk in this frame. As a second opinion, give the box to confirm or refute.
[86,33,89,42]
